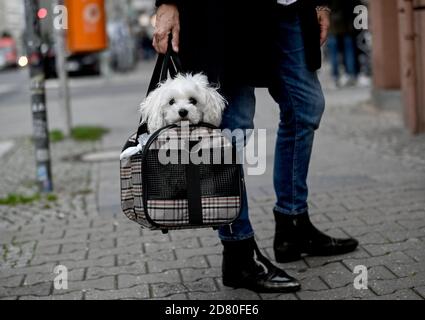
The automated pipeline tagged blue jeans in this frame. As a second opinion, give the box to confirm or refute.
[218,14,325,241]
[218,86,256,241]
[327,34,358,79]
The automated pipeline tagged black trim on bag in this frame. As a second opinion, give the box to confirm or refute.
[186,141,203,225]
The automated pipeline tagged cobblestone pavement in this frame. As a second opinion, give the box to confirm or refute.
[0,67,424,300]
[0,138,99,229]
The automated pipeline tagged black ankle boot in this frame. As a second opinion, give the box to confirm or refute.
[222,237,301,293]
[274,211,359,263]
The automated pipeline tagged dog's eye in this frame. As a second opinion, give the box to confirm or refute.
[169,99,175,106]
[189,97,198,105]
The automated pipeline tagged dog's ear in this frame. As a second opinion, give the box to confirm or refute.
[203,84,227,127]
[189,73,226,126]
[190,73,210,87]
[140,84,167,132]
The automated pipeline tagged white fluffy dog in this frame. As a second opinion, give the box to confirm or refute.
[140,73,227,133]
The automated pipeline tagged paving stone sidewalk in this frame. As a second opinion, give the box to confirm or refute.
[1,73,424,300]
[0,138,99,229]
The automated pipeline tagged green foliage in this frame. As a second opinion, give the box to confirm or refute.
[0,193,40,206]
[71,126,109,141]
[0,193,58,206]
[46,194,58,202]
[49,130,65,143]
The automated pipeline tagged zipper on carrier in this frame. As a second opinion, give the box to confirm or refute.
[229,223,233,235]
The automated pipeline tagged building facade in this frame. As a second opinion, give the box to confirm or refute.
[371,0,425,134]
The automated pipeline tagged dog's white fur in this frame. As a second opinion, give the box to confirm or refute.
[140,73,226,133]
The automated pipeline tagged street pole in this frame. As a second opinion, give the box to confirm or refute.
[24,0,54,193]
[54,0,72,137]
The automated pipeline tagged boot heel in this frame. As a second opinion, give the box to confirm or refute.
[222,238,301,293]
[275,248,301,263]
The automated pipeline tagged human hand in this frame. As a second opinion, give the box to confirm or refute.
[153,4,180,53]
[317,8,331,46]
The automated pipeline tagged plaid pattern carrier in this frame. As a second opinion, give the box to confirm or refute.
[120,123,244,231]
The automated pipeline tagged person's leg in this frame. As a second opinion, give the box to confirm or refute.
[218,85,300,292]
[327,34,341,84]
[342,34,358,78]
[270,14,325,217]
[218,85,256,242]
[269,11,358,263]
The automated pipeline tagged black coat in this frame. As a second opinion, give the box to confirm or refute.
[156,0,328,87]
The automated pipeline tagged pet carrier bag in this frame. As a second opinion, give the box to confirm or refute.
[120,43,244,233]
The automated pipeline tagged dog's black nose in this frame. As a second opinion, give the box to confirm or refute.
[179,109,189,118]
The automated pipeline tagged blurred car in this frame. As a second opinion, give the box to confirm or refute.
[0,36,18,70]
[66,52,101,76]
[42,43,101,78]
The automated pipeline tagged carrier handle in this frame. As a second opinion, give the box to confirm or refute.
[137,34,183,137]
[146,34,183,96]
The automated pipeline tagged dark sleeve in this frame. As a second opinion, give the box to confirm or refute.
[315,0,330,6]
[155,0,179,7]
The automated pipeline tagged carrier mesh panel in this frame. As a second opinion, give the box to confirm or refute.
[144,149,240,201]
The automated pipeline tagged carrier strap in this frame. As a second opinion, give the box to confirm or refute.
[137,35,183,138]
[186,142,203,226]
